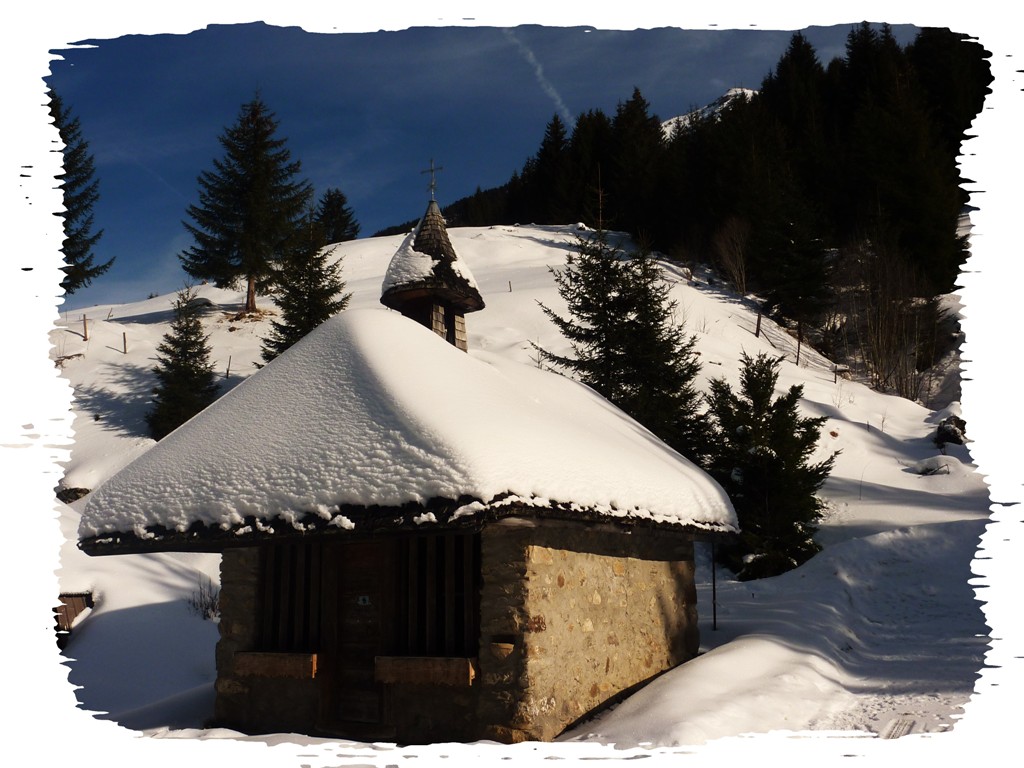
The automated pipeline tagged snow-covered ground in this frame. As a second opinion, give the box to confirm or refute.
[43,223,999,765]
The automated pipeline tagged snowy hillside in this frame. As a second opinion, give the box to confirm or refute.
[51,222,992,764]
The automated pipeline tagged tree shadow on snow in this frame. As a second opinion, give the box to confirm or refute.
[71,362,157,439]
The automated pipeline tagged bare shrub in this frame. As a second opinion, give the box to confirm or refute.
[187,575,220,620]
[712,215,750,295]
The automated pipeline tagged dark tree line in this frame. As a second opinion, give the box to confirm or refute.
[436,25,990,399]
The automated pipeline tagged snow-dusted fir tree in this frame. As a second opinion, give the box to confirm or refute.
[260,216,351,365]
[49,89,113,295]
[179,98,312,314]
[146,286,220,440]
[705,352,836,579]
[537,228,707,463]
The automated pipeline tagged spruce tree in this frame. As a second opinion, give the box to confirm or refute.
[260,215,351,365]
[607,88,665,237]
[620,251,708,462]
[146,287,220,440]
[179,98,313,313]
[314,187,360,243]
[537,229,636,405]
[704,352,837,579]
[536,228,707,463]
[522,114,572,224]
[49,90,113,295]
[566,109,613,227]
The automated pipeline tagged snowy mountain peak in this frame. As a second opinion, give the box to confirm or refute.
[661,87,758,138]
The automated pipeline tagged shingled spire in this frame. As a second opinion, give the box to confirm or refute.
[380,196,484,351]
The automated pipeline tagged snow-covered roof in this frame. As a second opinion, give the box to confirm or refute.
[380,200,484,312]
[80,309,736,550]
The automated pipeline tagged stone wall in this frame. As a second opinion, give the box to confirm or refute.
[477,517,698,742]
[213,546,321,734]
[211,518,699,743]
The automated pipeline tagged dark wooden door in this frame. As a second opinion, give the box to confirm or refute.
[318,539,396,734]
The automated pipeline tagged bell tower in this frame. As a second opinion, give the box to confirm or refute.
[380,176,484,351]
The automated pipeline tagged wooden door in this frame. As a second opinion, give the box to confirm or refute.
[318,539,396,734]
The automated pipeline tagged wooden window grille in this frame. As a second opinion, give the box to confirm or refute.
[395,532,480,657]
[258,541,323,652]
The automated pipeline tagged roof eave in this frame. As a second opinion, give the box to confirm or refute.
[79,502,738,556]
[380,282,485,313]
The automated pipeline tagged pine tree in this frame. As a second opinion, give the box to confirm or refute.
[146,287,220,440]
[536,228,707,462]
[524,114,572,224]
[566,109,613,227]
[260,215,351,365]
[537,229,641,406]
[49,90,113,295]
[704,352,837,579]
[314,187,360,243]
[620,252,708,462]
[756,203,833,333]
[179,98,313,314]
[607,88,665,237]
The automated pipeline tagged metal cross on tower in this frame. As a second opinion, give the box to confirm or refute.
[421,158,444,201]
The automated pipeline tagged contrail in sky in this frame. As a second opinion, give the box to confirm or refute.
[502,28,573,125]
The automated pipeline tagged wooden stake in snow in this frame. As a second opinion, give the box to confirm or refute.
[754,311,762,338]
[82,314,89,341]
[122,332,127,354]
[225,356,232,379]
[711,542,718,631]
[796,321,803,367]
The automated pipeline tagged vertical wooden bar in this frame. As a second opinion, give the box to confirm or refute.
[277,545,294,650]
[406,538,418,652]
[395,538,407,653]
[462,534,477,654]
[317,540,340,727]
[424,536,437,655]
[444,534,456,654]
[291,544,307,650]
[259,545,276,650]
[308,542,322,650]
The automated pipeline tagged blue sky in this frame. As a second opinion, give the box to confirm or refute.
[47,21,919,310]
